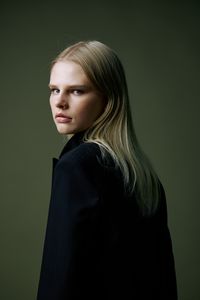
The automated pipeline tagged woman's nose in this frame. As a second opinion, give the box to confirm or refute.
[56,93,69,109]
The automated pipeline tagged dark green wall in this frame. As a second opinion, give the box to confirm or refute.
[1,1,199,299]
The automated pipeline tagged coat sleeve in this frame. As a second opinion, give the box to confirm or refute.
[37,146,103,300]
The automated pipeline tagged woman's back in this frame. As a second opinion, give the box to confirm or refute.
[37,133,177,299]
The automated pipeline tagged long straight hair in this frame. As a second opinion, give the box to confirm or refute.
[51,40,161,215]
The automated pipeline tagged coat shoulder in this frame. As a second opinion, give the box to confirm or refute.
[55,142,107,185]
[59,142,102,167]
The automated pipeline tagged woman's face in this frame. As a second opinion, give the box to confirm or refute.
[49,60,106,135]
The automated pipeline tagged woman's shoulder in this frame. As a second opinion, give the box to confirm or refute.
[56,142,104,174]
[61,141,101,162]
[53,142,111,193]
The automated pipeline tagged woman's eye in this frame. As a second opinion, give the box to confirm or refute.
[50,88,60,95]
[72,89,84,96]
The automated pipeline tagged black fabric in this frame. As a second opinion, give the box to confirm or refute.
[37,132,178,299]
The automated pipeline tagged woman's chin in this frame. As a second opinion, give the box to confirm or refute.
[56,126,72,135]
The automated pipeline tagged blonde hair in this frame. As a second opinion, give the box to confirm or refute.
[52,40,161,215]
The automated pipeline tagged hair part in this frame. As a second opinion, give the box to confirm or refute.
[52,40,161,216]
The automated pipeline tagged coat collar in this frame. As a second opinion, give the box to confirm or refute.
[58,130,85,159]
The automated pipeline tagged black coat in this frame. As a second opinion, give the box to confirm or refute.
[37,132,177,300]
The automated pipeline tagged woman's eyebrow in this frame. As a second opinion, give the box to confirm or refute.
[48,84,56,88]
[68,85,88,89]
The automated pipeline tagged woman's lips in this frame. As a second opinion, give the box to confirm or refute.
[55,114,72,123]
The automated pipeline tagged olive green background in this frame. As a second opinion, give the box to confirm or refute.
[1,0,199,299]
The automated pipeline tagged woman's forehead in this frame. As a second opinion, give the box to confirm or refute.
[50,61,91,86]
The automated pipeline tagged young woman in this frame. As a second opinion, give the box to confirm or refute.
[37,41,177,299]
